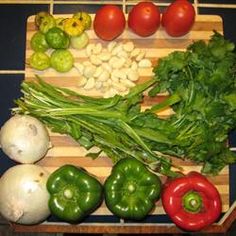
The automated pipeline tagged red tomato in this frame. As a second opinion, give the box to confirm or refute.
[93,5,126,41]
[128,2,161,37]
[162,0,196,37]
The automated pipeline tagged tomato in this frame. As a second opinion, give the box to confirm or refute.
[162,0,196,37]
[93,5,126,41]
[128,2,161,37]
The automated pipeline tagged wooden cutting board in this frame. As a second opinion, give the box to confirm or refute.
[24,14,229,216]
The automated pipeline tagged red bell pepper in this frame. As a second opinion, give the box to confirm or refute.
[161,171,222,231]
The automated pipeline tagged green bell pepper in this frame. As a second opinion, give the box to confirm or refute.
[46,164,103,222]
[104,158,162,220]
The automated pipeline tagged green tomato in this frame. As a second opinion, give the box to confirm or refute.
[39,15,56,34]
[63,18,84,37]
[29,52,50,70]
[73,12,92,30]
[55,17,66,31]
[45,27,69,49]
[35,11,51,27]
[50,49,74,73]
[70,32,89,50]
[30,32,49,52]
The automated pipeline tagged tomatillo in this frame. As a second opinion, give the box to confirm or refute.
[50,49,74,72]
[73,12,92,30]
[29,52,50,70]
[30,32,49,52]
[39,15,56,34]
[63,18,84,37]
[104,158,162,220]
[46,165,103,223]
[45,27,69,49]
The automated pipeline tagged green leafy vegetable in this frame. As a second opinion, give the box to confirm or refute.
[13,76,177,177]
[149,31,236,174]
[14,32,236,176]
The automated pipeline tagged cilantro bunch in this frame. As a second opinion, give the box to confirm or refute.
[148,31,236,174]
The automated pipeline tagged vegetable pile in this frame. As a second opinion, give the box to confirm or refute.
[29,11,91,72]
[29,1,196,72]
[15,32,236,175]
[94,1,195,40]
[0,4,236,231]
[76,41,152,98]
[13,77,176,177]
[0,155,222,231]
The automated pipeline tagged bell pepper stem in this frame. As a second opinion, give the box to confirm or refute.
[127,183,136,193]
[64,188,74,199]
[183,191,202,213]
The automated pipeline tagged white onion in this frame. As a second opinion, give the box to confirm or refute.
[0,164,50,225]
[0,115,50,163]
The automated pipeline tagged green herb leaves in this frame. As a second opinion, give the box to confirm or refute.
[151,31,236,174]
[14,77,176,177]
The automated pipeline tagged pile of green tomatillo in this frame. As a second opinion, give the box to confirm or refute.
[29,11,91,73]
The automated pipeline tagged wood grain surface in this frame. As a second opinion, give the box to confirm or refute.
[23,13,230,225]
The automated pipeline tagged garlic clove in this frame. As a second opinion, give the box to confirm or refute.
[130,48,141,58]
[97,70,110,82]
[127,69,139,81]
[84,77,95,90]
[94,66,103,78]
[98,52,111,61]
[83,65,96,78]
[123,41,135,52]
[138,58,152,68]
[86,44,95,57]
[77,76,88,87]
[90,55,102,66]
[93,43,102,54]
[136,50,146,61]
[107,41,117,53]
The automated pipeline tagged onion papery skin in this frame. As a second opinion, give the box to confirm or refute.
[0,164,51,225]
